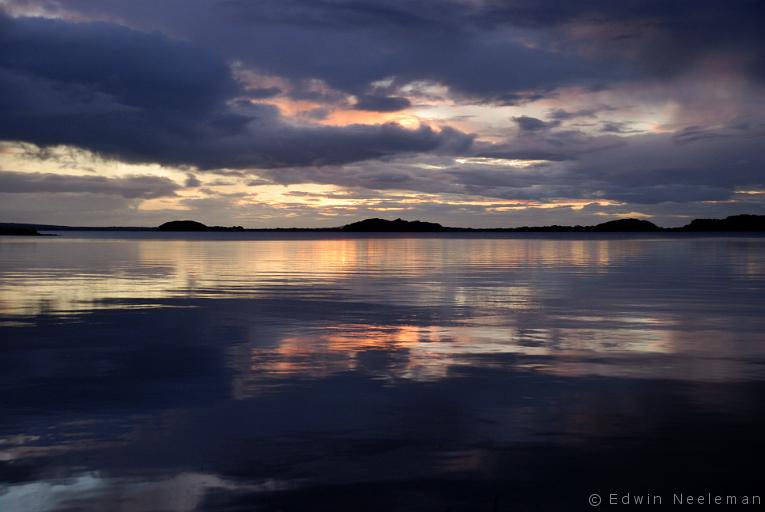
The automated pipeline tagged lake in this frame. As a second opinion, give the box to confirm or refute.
[1,233,764,511]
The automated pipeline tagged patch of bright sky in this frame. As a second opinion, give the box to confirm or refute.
[1,139,621,219]
[454,157,551,168]
[248,65,703,140]
[0,142,188,181]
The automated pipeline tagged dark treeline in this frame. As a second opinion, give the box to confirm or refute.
[1,214,764,235]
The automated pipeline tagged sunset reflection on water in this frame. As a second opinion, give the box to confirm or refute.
[1,233,764,511]
[0,236,636,316]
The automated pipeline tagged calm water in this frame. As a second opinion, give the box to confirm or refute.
[1,233,764,511]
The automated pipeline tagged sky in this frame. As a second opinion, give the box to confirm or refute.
[0,0,764,227]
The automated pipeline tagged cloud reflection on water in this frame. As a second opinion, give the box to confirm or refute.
[1,234,764,510]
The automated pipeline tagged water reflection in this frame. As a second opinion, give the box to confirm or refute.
[233,318,765,394]
[0,236,668,316]
[0,472,286,512]
[1,233,764,510]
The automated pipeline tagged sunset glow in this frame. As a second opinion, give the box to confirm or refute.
[0,1,763,227]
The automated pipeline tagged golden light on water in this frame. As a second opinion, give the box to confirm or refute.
[0,237,626,316]
[7,236,762,389]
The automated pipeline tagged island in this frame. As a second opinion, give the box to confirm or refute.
[590,218,662,232]
[341,218,447,232]
[679,214,765,232]
[156,220,245,232]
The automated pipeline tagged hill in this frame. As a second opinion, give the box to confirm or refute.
[341,218,446,232]
[156,220,245,232]
[679,214,765,232]
[342,217,662,232]
[591,218,661,232]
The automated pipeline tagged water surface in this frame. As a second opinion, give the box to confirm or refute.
[1,233,764,510]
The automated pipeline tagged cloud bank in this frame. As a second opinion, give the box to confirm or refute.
[1,1,764,226]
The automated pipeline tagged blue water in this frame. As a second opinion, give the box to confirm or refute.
[1,233,764,510]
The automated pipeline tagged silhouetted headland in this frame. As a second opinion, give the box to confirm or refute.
[679,214,765,232]
[591,218,662,232]
[2,214,764,234]
[0,226,50,236]
[156,220,245,232]
[341,218,446,232]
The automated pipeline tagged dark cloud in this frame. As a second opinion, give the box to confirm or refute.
[0,171,180,198]
[600,121,641,134]
[353,95,411,112]
[476,130,626,162]
[0,12,238,111]
[185,174,202,187]
[491,91,548,106]
[254,128,765,207]
[473,1,765,81]
[246,86,282,99]
[513,116,560,132]
[20,0,764,104]
[0,14,472,169]
[672,126,731,145]
[548,107,611,121]
[8,0,629,101]
[246,178,274,187]
[550,132,765,205]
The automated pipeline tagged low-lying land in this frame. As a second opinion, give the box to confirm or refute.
[1,214,764,234]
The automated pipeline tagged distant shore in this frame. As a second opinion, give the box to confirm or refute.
[1,214,764,235]
[0,226,55,237]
